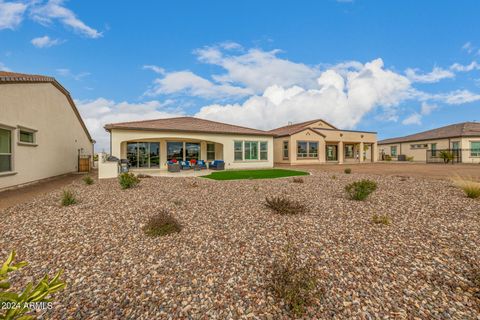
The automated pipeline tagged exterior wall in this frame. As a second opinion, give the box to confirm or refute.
[0,83,92,190]
[109,129,274,171]
[380,139,451,162]
[461,137,480,164]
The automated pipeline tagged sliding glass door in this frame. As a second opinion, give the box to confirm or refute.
[326,145,338,161]
[185,143,200,161]
[126,142,160,168]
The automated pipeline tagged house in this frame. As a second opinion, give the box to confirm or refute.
[0,72,94,190]
[100,117,377,178]
[270,119,377,165]
[378,122,480,163]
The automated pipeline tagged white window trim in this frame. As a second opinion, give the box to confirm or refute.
[17,125,38,147]
[233,140,269,162]
[282,140,289,160]
[0,123,16,175]
[470,141,480,158]
[296,140,319,159]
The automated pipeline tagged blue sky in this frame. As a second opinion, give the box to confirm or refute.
[1,0,480,150]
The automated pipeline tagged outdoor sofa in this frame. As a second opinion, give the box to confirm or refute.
[209,160,225,170]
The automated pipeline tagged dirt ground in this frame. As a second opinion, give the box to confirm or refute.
[276,162,480,180]
[0,173,85,210]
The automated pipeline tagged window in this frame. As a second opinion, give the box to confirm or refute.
[234,141,243,161]
[345,144,355,158]
[244,141,258,160]
[297,141,318,158]
[167,142,183,161]
[0,128,12,172]
[260,141,268,160]
[431,143,437,157]
[207,143,215,161]
[127,142,160,168]
[452,141,460,150]
[185,143,200,161]
[326,145,338,161]
[471,142,480,157]
[390,146,397,157]
[19,130,35,144]
[282,141,289,159]
[410,144,428,149]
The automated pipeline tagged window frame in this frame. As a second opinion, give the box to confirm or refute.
[282,141,289,160]
[234,141,243,161]
[244,141,259,160]
[390,146,397,157]
[431,143,437,157]
[296,141,319,159]
[260,141,268,161]
[470,141,480,157]
[17,126,37,146]
[0,125,14,174]
[206,143,216,161]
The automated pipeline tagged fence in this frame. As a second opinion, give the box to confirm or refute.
[78,155,91,172]
[426,149,464,164]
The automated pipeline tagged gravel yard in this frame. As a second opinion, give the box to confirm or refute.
[1,170,479,319]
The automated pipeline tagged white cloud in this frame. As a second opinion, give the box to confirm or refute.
[31,35,62,48]
[0,61,11,71]
[76,98,183,151]
[29,0,102,38]
[0,0,27,30]
[450,61,480,72]
[195,58,412,130]
[462,42,475,54]
[402,113,422,125]
[420,102,437,115]
[405,66,455,83]
[56,68,90,80]
[434,90,480,105]
[143,65,165,74]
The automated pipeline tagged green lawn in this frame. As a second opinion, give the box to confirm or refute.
[201,169,309,180]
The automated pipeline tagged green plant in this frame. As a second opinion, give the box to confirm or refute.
[344,168,352,174]
[0,251,66,320]
[61,190,76,206]
[270,242,318,316]
[265,196,307,215]
[136,174,152,179]
[345,179,377,201]
[331,175,337,180]
[406,156,414,162]
[372,214,391,225]
[118,172,140,189]
[172,199,184,206]
[82,175,94,185]
[452,177,480,199]
[292,177,304,183]
[440,151,454,164]
[384,154,392,161]
[143,210,182,237]
[253,185,259,192]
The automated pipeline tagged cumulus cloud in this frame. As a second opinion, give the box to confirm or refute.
[31,35,62,48]
[462,42,475,54]
[402,113,422,125]
[76,98,183,151]
[143,65,165,74]
[450,61,480,72]
[420,102,438,115]
[434,90,480,105]
[405,66,455,83]
[0,0,27,30]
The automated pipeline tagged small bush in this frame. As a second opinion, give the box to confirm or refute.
[292,177,304,183]
[82,175,94,185]
[344,168,352,174]
[331,175,337,180]
[384,155,392,161]
[253,185,259,192]
[143,209,181,237]
[61,190,77,206]
[119,172,140,189]
[172,199,184,206]
[372,214,391,225]
[265,196,307,215]
[406,156,414,162]
[440,151,454,164]
[270,242,319,316]
[345,179,377,201]
[452,177,480,199]
[137,173,152,179]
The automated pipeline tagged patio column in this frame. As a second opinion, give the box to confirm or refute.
[359,142,364,163]
[338,141,344,164]
[373,142,378,162]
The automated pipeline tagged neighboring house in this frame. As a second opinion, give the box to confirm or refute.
[0,72,94,190]
[269,119,377,165]
[378,122,480,163]
[101,117,377,178]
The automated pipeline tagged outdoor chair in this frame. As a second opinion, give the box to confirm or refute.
[209,160,225,170]
[180,161,192,170]
[197,160,207,169]
[167,161,180,172]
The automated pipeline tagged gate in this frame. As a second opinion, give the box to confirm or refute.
[78,155,91,172]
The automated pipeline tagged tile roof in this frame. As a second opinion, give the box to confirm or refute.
[268,119,336,137]
[0,71,93,142]
[104,117,274,136]
[378,122,480,144]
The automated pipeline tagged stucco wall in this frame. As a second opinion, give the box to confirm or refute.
[461,137,480,164]
[109,129,274,170]
[0,83,92,190]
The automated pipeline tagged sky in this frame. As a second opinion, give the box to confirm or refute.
[1,0,480,151]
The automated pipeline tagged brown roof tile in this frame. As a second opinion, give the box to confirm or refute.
[104,117,274,136]
[268,119,337,137]
[378,122,480,144]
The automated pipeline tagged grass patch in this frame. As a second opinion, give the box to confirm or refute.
[143,209,181,237]
[201,169,308,181]
[61,190,77,206]
[452,176,480,199]
[345,179,377,201]
[265,195,307,215]
[372,214,391,225]
[270,242,319,316]
[82,175,94,185]
[119,172,140,189]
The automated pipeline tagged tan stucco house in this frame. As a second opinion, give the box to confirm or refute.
[100,117,377,178]
[378,122,480,163]
[0,72,94,190]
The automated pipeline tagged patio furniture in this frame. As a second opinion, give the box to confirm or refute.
[209,160,225,170]
[197,160,207,169]
[167,161,180,172]
[180,161,192,170]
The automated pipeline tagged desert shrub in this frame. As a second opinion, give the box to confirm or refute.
[136,173,152,179]
[440,151,454,164]
[372,214,391,225]
[119,172,140,189]
[384,155,392,161]
[344,168,352,174]
[143,210,181,237]
[406,156,414,162]
[345,179,377,201]
[292,177,304,183]
[270,242,319,316]
[265,196,307,215]
[172,199,184,206]
[82,175,94,185]
[0,251,66,320]
[331,175,337,180]
[253,185,259,192]
[61,190,76,206]
[452,177,480,199]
